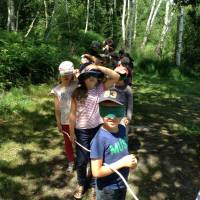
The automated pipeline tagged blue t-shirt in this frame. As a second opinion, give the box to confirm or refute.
[90,124,129,190]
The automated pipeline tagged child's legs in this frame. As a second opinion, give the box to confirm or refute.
[75,126,100,187]
[75,128,91,187]
[62,125,74,163]
[96,188,126,200]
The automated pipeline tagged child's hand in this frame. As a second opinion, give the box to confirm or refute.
[70,134,76,144]
[122,154,138,168]
[73,69,80,78]
[57,123,62,133]
[122,117,129,126]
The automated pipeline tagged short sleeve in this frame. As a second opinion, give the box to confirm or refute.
[90,132,105,160]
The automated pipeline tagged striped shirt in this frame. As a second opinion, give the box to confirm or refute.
[76,83,104,129]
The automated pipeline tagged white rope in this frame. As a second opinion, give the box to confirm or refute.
[62,130,139,200]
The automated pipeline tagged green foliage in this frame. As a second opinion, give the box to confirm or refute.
[0,31,63,89]
[182,5,200,79]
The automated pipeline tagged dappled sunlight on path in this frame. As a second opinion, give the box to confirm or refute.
[0,79,200,200]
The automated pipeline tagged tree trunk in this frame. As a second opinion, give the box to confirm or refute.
[84,0,90,33]
[44,0,49,29]
[149,0,162,29]
[133,0,137,41]
[7,0,15,31]
[44,0,57,41]
[176,5,184,67]
[114,0,116,9]
[127,0,135,51]
[156,0,174,56]
[92,0,96,30]
[16,0,22,32]
[122,0,127,47]
[141,0,162,49]
[24,12,38,38]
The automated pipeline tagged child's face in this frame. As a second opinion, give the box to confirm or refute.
[84,76,98,89]
[99,101,125,129]
[103,116,121,129]
[61,73,73,83]
[116,79,125,86]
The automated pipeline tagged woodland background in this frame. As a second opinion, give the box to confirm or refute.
[0,0,200,90]
[0,1,200,200]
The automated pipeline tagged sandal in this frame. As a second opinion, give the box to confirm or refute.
[73,185,84,199]
[66,162,74,173]
[90,188,96,200]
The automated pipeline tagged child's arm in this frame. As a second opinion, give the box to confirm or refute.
[126,86,133,121]
[69,98,77,143]
[91,154,137,178]
[98,66,120,90]
[53,95,62,132]
[122,86,133,125]
[86,65,120,90]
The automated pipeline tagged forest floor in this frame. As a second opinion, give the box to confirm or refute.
[0,75,200,200]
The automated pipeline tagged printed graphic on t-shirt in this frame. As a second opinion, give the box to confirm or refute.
[108,137,128,155]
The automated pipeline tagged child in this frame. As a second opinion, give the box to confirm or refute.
[50,61,77,173]
[69,64,120,200]
[114,66,133,128]
[90,89,138,200]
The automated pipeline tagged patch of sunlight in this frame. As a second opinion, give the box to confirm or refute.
[150,192,167,200]
[168,123,188,132]
[137,158,149,175]
[147,155,159,168]
[152,171,162,181]
[163,93,181,99]
[27,84,51,98]
[139,86,161,94]
[0,142,23,165]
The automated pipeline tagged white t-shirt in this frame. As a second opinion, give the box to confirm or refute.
[51,82,77,125]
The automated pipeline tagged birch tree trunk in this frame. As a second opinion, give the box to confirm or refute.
[149,0,162,29]
[156,0,174,56]
[16,0,22,32]
[133,0,137,41]
[84,0,90,33]
[141,0,162,49]
[44,0,49,29]
[92,0,96,30]
[7,0,15,31]
[114,0,116,10]
[44,0,57,41]
[127,0,135,51]
[24,12,38,38]
[176,5,184,66]
[122,0,127,47]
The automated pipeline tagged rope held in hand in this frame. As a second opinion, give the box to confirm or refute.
[62,130,139,200]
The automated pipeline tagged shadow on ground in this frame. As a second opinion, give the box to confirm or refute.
[127,79,200,200]
[0,79,200,200]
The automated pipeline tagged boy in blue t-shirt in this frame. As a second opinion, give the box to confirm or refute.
[90,89,138,200]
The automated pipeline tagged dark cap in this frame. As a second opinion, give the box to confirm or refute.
[90,41,101,49]
[99,88,123,105]
[120,57,130,65]
[78,67,104,82]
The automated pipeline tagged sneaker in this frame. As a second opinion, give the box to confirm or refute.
[67,162,74,173]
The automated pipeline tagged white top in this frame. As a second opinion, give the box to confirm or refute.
[51,82,77,125]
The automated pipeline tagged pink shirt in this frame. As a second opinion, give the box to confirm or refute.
[76,83,104,129]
